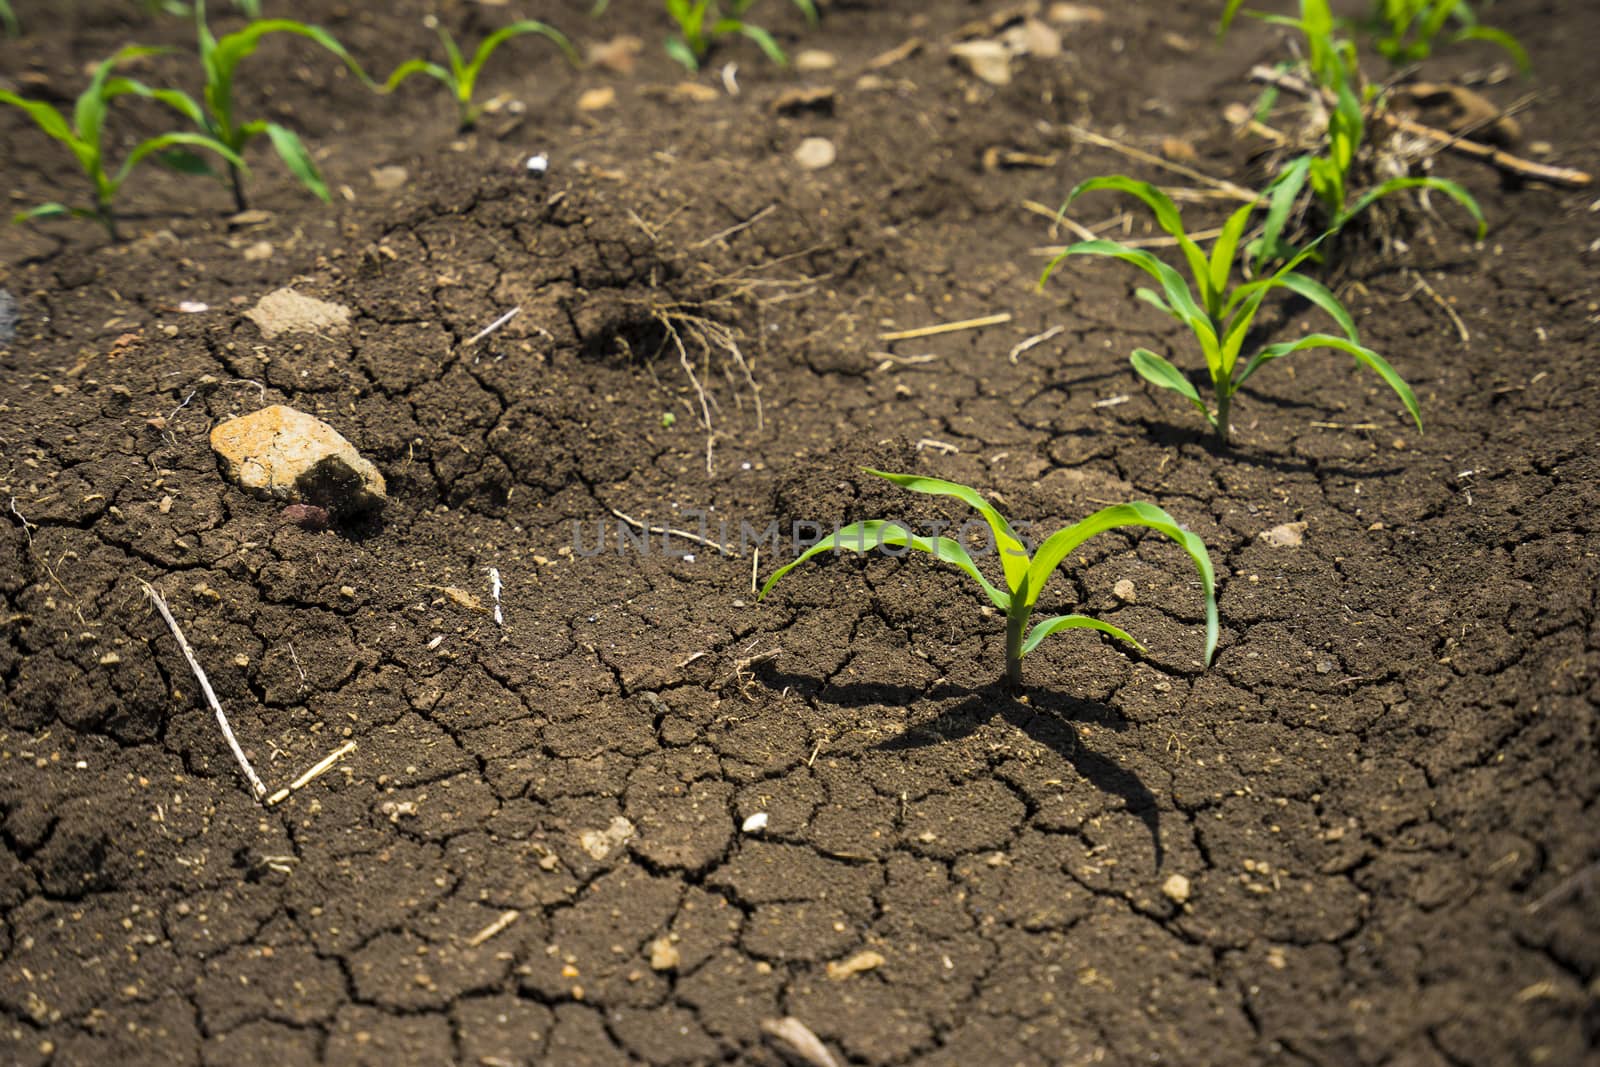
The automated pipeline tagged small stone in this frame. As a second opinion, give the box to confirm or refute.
[0,288,15,344]
[649,937,680,971]
[794,49,838,71]
[579,816,635,860]
[243,241,274,262]
[826,950,885,980]
[244,287,349,339]
[741,812,769,833]
[950,40,1011,85]
[1162,873,1191,904]
[589,35,643,74]
[1112,578,1137,602]
[210,405,386,518]
[1160,136,1198,163]
[793,137,837,171]
[1001,17,1061,58]
[1258,521,1307,548]
[1048,3,1106,25]
[370,166,408,191]
[577,86,617,111]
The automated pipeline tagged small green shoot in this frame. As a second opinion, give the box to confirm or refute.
[382,15,577,132]
[154,0,370,212]
[1364,0,1529,72]
[759,470,1218,695]
[1039,175,1483,445]
[663,0,818,71]
[1,44,245,240]
[1222,0,1504,233]
[1,0,18,37]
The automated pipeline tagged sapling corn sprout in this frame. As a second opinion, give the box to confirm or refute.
[1363,0,1529,71]
[1040,174,1482,445]
[382,15,577,132]
[663,0,818,71]
[1222,0,1494,241]
[1,44,245,240]
[759,470,1218,695]
[150,0,370,212]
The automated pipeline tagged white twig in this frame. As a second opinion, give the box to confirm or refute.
[138,579,268,801]
[694,203,776,248]
[488,567,504,626]
[1008,325,1065,364]
[610,507,735,556]
[468,909,521,947]
[265,740,356,806]
[463,306,521,347]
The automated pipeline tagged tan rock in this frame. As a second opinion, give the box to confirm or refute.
[210,405,386,518]
[1162,873,1192,904]
[1258,521,1308,548]
[793,137,837,171]
[244,287,350,339]
[950,40,1012,86]
[649,937,680,971]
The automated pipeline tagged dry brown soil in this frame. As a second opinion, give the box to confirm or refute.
[1,0,1598,1064]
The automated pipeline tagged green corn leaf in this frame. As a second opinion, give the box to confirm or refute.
[14,202,74,223]
[1063,176,1211,297]
[790,0,820,24]
[664,35,701,70]
[1250,154,1311,272]
[1021,614,1143,657]
[759,520,1010,611]
[460,21,578,103]
[1133,286,1176,320]
[1206,199,1258,303]
[264,122,329,201]
[1233,332,1422,432]
[382,58,455,94]
[104,77,207,127]
[0,92,84,167]
[1130,348,1209,418]
[1043,241,1214,354]
[1341,175,1486,240]
[1024,502,1217,665]
[863,469,1031,596]
[1,0,18,37]
[719,20,789,66]
[1271,270,1358,340]
[1453,25,1530,75]
[115,131,245,190]
[76,45,169,154]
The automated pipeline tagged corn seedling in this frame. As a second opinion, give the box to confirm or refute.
[144,1,368,212]
[1040,175,1482,445]
[759,470,1218,695]
[663,0,818,71]
[1,0,18,37]
[1364,0,1529,71]
[382,15,577,132]
[1223,0,1494,240]
[1,45,245,240]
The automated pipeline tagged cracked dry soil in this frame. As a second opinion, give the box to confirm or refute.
[2,0,1598,1064]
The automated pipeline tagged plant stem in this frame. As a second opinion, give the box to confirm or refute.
[1213,389,1232,447]
[1004,606,1027,695]
[228,162,248,213]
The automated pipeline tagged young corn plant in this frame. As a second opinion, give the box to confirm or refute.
[1364,0,1529,71]
[1,45,244,240]
[1222,0,1492,247]
[663,0,818,71]
[156,0,369,212]
[759,470,1218,696]
[382,15,577,132]
[1040,175,1482,445]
